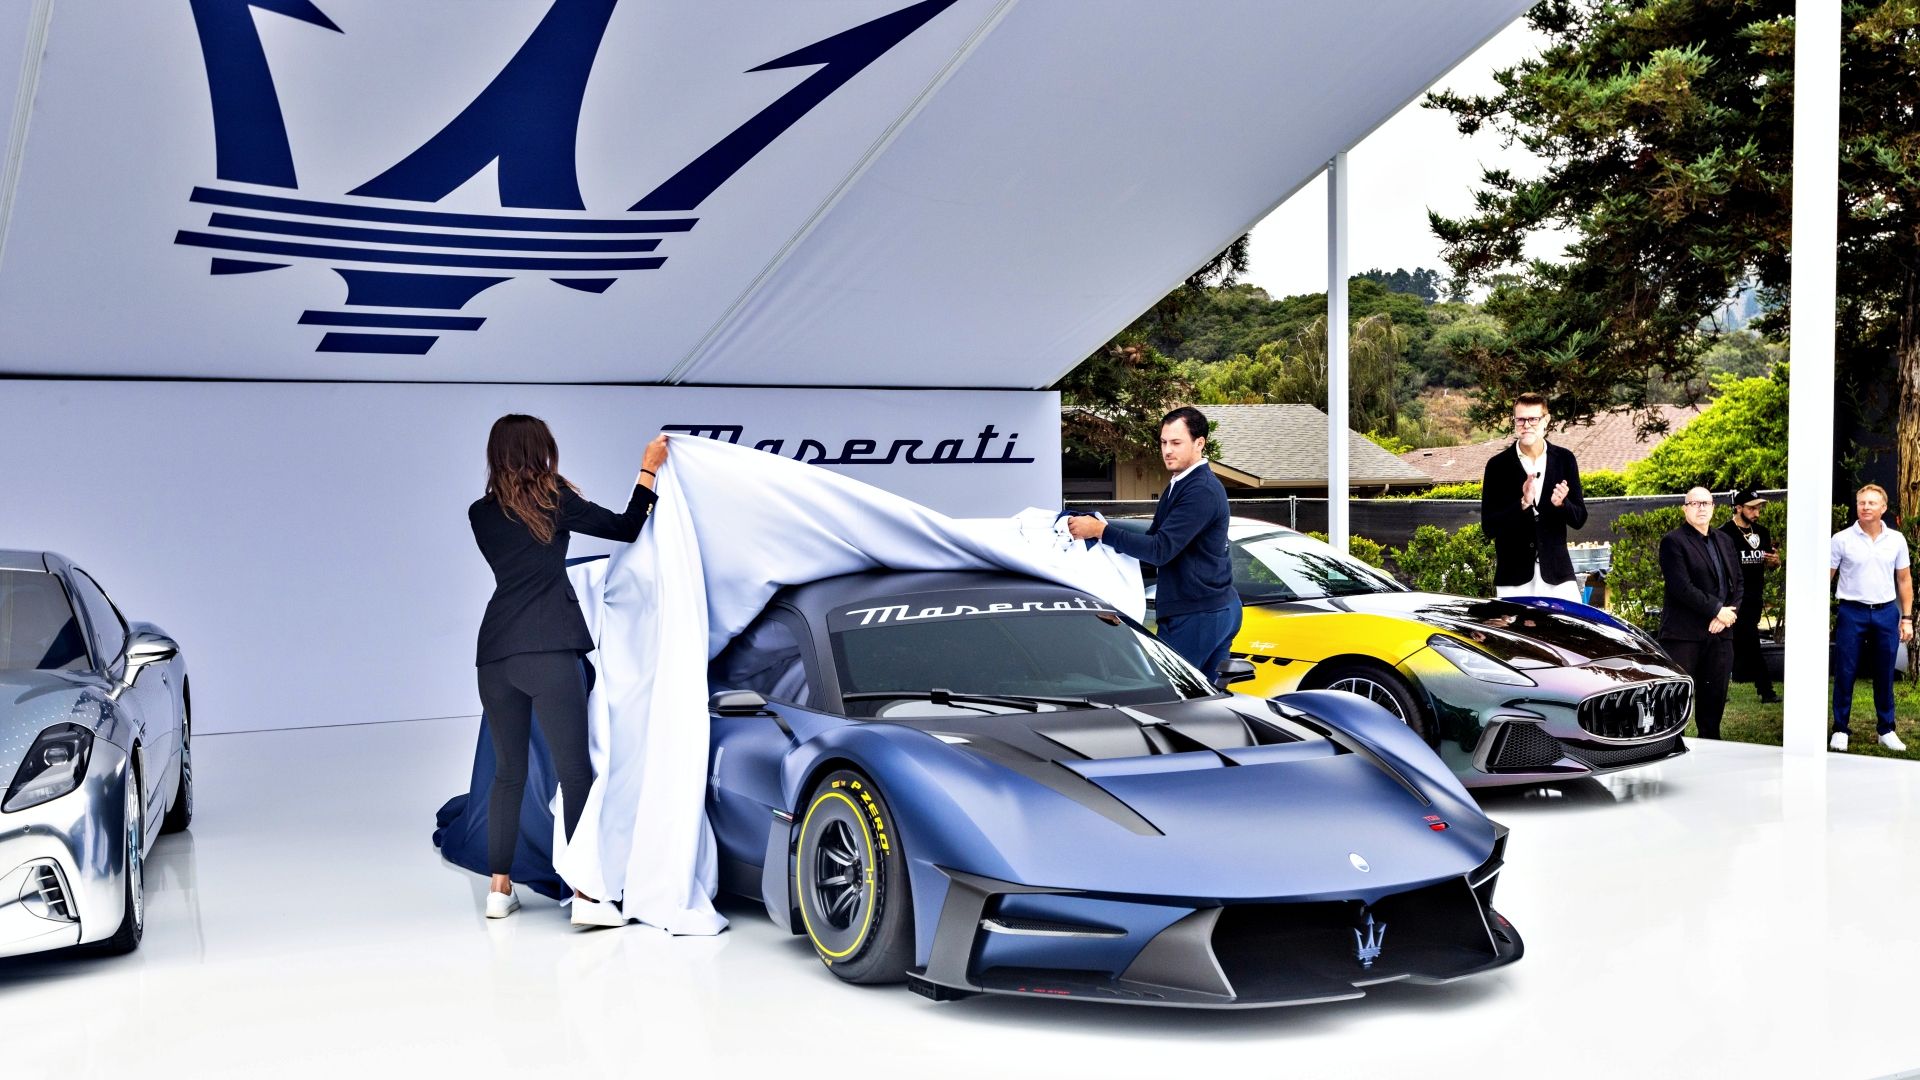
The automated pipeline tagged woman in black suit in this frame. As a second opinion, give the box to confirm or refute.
[470,414,668,925]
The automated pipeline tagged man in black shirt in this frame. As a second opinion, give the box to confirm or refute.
[1658,486,1744,739]
[1718,486,1780,703]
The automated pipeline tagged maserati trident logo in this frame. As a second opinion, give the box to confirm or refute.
[177,0,958,355]
[1348,852,1370,873]
[1353,911,1388,970]
[1636,691,1656,734]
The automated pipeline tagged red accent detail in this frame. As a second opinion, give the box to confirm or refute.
[1429,822,1449,831]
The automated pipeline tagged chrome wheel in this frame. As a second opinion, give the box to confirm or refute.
[124,776,144,934]
[1328,676,1409,721]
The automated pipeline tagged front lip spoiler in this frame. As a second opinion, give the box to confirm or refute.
[907,866,1524,1009]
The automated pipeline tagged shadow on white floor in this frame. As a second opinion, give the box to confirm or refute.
[2,719,1915,1079]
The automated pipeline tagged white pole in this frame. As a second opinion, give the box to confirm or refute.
[1784,0,1840,757]
[1327,152,1350,551]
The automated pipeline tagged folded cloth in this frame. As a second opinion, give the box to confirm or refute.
[438,436,1143,935]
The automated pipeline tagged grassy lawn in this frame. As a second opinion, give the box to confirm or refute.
[1702,679,1920,762]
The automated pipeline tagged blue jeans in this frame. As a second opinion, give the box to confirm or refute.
[1158,605,1243,686]
[1833,600,1900,736]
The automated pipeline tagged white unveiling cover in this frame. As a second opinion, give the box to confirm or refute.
[555,435,1142,934]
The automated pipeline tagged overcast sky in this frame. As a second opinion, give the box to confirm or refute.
[1240,19,1568,300]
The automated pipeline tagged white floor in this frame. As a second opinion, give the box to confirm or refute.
[3,719,1916,1080]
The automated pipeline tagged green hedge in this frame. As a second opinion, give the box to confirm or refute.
[1392,472,1628,501]
[1391,523,1495,596]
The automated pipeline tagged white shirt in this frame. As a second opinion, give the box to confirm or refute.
[1515,441,1548,514]
[1163,458,1208,495]
[1830,521,1910,603]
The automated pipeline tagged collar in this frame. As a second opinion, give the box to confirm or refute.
[1514,440,1548,466]
[1852,520,1889,542]
[1166,459,1207,489]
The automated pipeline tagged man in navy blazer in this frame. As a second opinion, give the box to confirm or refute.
[1068,406,1239,683]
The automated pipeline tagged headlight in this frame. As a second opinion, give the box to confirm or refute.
[1428,635,1535,687]
[4,724,94,812]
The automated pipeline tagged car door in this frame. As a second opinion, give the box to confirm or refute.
[68,567,171,838]
[707,608,816,862]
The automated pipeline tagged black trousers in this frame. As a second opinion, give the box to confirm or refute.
[477,650,593,876]
[1661,636,1733,740]
[1730,602,1775,698]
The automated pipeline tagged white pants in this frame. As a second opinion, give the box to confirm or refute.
[1496,562,1584,603]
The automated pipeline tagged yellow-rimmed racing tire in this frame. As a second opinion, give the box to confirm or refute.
[795,769,913,984]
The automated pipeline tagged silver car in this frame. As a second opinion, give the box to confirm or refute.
[0,550,191,957]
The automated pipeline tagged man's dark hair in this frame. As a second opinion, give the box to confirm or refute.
[1513,391,1549,412]
[1160,406,1209,443]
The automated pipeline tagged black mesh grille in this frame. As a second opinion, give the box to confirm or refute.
[1489,723,1564,769]
[1562,735,1682,770]
[1577,680,1692,740]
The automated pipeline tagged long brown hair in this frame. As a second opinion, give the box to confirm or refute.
[485,415,576,544]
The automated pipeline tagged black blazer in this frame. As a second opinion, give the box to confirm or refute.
[1481,442,1587,587]
[1657,525,1744,642]
[470,484,657,665]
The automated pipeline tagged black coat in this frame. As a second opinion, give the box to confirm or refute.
[1657,524,1744,642]
[470,484,656,665]
[1481,442,1587,587]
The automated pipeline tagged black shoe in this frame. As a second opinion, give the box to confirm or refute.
[1757,692,1781,704]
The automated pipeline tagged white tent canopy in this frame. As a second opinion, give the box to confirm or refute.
[0,0,1528,386]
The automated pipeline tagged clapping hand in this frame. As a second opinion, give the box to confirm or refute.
[1550,479,1570,507]
[1519,476,1535,510]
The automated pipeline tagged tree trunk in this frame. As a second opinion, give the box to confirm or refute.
[1897,265,1920,681]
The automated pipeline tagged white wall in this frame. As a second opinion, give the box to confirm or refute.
[0,381,1059,733]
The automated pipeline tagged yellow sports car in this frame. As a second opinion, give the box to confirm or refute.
[1109,517,1690,788]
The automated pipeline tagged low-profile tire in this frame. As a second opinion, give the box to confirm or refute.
[95,765,146,955]
[795,768,913,984]
[161,685,192,834]
[1317,661,1432,743]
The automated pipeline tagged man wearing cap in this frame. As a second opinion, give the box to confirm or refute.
[1719,487,1780,704]
[1829,483,1911,753]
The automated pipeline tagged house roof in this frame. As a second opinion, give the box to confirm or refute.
[1398,404,1706,484]
[1199,404,1435,489]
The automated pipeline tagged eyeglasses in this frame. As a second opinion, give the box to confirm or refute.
[1511,416,1546,426]
[1684,500,1714,508]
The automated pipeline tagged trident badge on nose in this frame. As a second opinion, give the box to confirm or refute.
[1354,910,1388,969]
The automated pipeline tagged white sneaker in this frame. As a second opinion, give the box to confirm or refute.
[1879,731,1908,752]
[485,890,520,919]
[1830,732,1850,752]
[571,897,626,929]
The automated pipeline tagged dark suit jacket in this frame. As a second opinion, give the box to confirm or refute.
[470,484,656,665]
[1481,442,1587,587]
[1657,524,1744,642]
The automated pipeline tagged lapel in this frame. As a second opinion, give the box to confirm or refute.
[1152,475,1179,529]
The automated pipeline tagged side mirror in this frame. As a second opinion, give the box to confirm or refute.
[709,690,792,736]
[1219,658,1257,686]
[112,630,177,699]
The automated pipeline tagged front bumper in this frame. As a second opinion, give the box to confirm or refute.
[0,743,130,958]
[1404,649,1692,787]
[908,832,1520,1008]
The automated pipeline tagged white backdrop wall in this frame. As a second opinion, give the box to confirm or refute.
[0,380,1059,734]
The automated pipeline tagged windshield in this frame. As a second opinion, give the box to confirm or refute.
[1232,532,1402,602]
[0,570,90,672]
[831,609,1213,716]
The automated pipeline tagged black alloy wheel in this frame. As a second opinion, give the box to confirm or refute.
[795,768,913,984]
[1319,661,1433,743]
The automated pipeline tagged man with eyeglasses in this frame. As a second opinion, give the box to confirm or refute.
[1481,392,1586,602]
[1719,486,1780,703]
[1828,483,1910,753]
[1658,486,1743,739]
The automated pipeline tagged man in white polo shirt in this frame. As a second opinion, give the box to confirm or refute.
[1829,483,1912,752]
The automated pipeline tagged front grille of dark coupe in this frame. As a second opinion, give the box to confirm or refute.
[1563,734,1681,770]
[1577,680,1692,740]
[1488,722,1565,769]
